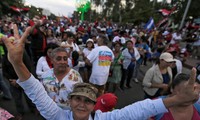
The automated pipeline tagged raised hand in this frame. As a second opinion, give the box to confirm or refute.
[163,68,200,108]
[2,24,32,81]
[176,68,200,104]
[2,24,31,64]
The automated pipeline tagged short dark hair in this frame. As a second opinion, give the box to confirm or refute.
[113,41,122,47]
[126,40,133,44]
[98,35,108,45]
[67,32,75,38]
[171,73,190,89]
[86,41,94,48]
[44,43,59,56]
[62,31,75,39]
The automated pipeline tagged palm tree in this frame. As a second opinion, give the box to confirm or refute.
[77,1,91,21]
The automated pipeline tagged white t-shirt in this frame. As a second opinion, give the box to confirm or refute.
[94,43,98,48]
[36,56,51,79]
[69,26,76,34]
[112,36,120,43]
[112,36,126,44]
[170,33,182,44]
[120,37,126,44]
[61,41,80,53]
[87,46,114,85]
[83,48,93,57]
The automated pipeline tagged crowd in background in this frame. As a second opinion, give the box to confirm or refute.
[0,14,200,119]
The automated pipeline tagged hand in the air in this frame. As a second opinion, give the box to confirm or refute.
[2,24,31,65]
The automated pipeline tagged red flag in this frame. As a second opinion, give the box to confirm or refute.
[21,7,30,12]
[10,6,30,13]
[158,9,171,16]
[158,7,176,17]
[10,6,21,12]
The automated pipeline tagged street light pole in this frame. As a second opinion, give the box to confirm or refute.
[179,0,192,30]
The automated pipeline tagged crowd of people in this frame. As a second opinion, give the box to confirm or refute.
[0,14,200,120]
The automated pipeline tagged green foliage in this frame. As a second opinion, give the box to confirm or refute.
[77,1,91,13]
[92,0,200,25]
[76,1,91,21]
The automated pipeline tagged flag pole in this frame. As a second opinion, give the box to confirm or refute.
[179,0,192,30]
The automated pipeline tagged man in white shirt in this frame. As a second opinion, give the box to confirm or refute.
[69,23,77,34]
[170,30,182,44]
[85,35,114,96]
[112,31,126,45]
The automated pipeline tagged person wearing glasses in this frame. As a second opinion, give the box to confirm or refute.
[143,52,174,99]
[2,24,200,120]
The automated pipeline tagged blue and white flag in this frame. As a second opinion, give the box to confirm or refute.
[144,17,155,31]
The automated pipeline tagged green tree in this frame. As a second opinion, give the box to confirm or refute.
[77,1,91,21]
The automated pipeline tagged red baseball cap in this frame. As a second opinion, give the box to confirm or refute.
[94,93,117,112]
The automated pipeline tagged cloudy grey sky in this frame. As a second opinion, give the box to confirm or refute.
[25,0,76,16]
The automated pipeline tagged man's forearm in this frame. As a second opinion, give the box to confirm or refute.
[12,62,31,81]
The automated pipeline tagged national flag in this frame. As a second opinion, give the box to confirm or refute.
[21,7,30,12]
[144,18,155,31]
[10,6,21,13]
[158,9,171,16]
[10,6,30,13]
[158,7,176,17]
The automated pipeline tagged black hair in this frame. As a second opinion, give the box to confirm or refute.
[62,31,75,39]
[126,40,133,45]
[44,43,59,56]
[171,73,190,89]
[86,41,94,48]
[98,35,108,45]
[72,51,79,67]
[113,41,122,47]
[67,32,75,38]
[119,31,125,36]
[169,51,177,57]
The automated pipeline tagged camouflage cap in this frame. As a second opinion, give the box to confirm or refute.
[68,83,98,102]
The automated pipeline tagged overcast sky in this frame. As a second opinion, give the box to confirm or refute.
[25,0,76,17]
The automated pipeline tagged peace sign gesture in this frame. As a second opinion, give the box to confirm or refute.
[3,24,31,64]
[178,68,200,104]
[164,68,200,108]
[2,24,32,81]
